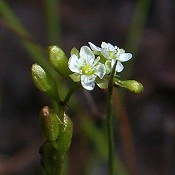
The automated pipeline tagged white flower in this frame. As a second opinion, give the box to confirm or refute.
[89,42,132,73]
[89,42,117,52]
[68,46,106,90]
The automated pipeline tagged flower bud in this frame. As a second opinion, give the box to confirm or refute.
[31,64,58,99]
[70,47,79,56]
[57,114,73,153]
[40,106,60,141]
[49,46,71,78]
[115,79,144,93]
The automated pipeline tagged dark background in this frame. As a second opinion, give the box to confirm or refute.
[0,0,175,175]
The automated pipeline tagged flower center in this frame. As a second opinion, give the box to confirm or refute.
[81,64,94,75]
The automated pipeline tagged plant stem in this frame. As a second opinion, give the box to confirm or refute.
[63,82,79,105]
[54,82,79,122]
[106,61,118,175]
[107,81,114,175]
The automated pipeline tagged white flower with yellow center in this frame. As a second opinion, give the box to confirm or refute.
[89,42,132,73]
[68,46,106,90]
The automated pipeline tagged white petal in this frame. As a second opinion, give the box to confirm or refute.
[116,61,124,72]
[92,56,100,66]
[114,46,118,49]
[88,42,101,51]
[101,48,110,59]
[81,75,96,90]
[94,64,106,79]
[80,46,95,65]
[68,54,80,73]
[101,42,108,48]
[101,42,117,51]
[117,48,125,55]
[118,53,132,62]
[107,43,116,51]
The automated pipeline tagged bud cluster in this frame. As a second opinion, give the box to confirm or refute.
[31,42,143,93]
[30,41,144,175]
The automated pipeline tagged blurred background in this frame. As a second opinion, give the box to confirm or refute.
[0,0,175,175]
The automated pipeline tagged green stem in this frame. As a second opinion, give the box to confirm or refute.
[55,82,79,122]
[106,61,118,175]
[63,82,79,105]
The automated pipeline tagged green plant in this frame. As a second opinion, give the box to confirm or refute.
[31,42,143,175]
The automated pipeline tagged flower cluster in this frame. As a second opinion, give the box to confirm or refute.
[68,42,132,90]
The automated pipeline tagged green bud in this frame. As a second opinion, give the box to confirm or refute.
[57,114,73,153]
[40,106,60,141]
[31,64,58,99]
[70,47,79,56]
[115,79,144,93]
[49,45,71,78]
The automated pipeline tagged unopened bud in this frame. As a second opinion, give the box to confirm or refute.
[49,46,71,78]
[70,47,79,56]
[115,79,144,93]
[31,64,58,99]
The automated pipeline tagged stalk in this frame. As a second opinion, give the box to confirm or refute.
[106,61,118,175]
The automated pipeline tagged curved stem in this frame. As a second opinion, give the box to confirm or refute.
[106,61,118,175]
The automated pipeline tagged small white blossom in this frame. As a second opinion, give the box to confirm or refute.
[89,42,132,73]
[68,46,106,90]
